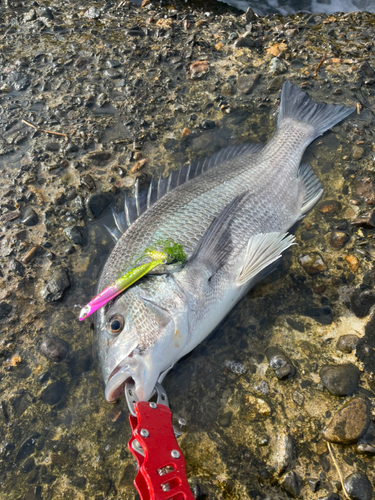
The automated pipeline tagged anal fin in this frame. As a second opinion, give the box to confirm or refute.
[298,163,323,215]
[237,233,295,285]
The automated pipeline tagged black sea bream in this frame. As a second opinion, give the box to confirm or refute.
[96,82,354,402]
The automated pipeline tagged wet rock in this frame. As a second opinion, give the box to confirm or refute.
[6,71,30,91]
[40,336,69,362]
[320,364,360,396]
[352,212,375,229]
[269,57,287,75]
[84,6,100,19]
[234,37,256,48]
[322,397,371,444]
[275,430,294,475]
[298,253,327,275]
[266,346,296,379]
[267,76,285,92]
[304,306,333,325]
[337,335,360,354]
[293,391,304,406]
[319,494,341,500]
[244,395,271,419]
[16,434,40,462]
[356,178,375,205]
[329,231,349,249]
[352,146,364,160]
[45,142,60,152]
[0,302,12,320]
[86,192,113,218]
[40,380,66,406]
[21,208,38,227]
[80,174,96,191]
[218,411,232,428]
[282,471,300,498]
[350,289,375,318]
[24,9,36,22]
[245,7,257,22]
[104,69,121,79]
[20,457,35,474]
[317,200,342,216]
[188,477,204,499]
[41,268,70,302]
[308,478,320,493]
[127,26,145,37]
[63,226,83,246]
[344,472,372,500]
[9,259,25,277]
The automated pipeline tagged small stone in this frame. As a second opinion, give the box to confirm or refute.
[304,306,333,325]
[63,226,83,246]
[351,211,375,229]
[80,174,96,191]
[86,192,113,218]
[266,346,296,380]
[84,6,100,19]
[344,472,372,500]
[245,7,257,22]
[24,9,36,22]
[293,391,304,406]
[320,364,360,396]
[308,478,320,493]
[21,207,38,227]
[282,471,300,498]
[336,335,360,354]
[244,395,271,419]
[126,26,145,37]
[318,494,341,500]
[40,336,69,362]
[218,411,232,427]
[329,231,349,249]
[267,76,285,92]
[40,380,66,406]
[345,255,360,272]
[104,69,121,79]
[188,60,209,80]
[0,84,13,93]
[0,302,12,320]
[237,74,260,94]
[350,289,375,318]
[9,259,25,277]
[269,57,287,75]
[317,200,341,216]
[356,178,375,205]
[41,268,70,302]
[322,397,371,444]
[352,146,364,160]
[6,71,30,91]
[275,430,294,475]
[298,253,327,275]
[16,434,40,462]
[234,37,255,48]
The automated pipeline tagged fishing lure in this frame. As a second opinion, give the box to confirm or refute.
[79,239,186,321]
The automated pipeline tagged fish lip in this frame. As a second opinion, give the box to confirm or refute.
[105,359,136,402]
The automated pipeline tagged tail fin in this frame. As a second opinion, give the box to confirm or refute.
[278,82,355,141]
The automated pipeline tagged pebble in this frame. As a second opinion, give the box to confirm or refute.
[84,7,101,19]
[318,494,341,500]
[41,268,70,302]
[352,146,364,160]
[320,363,360,396]
[21,207,38,227]
[304,306,333,325]
[344,472,373,500]
[351,211,375,229]
[275,430,294,475]
[356,178,375,205]
[245,7,257,22]
[244,395,271,419]
[86,192,113,218]
[269,57,287,75]
[322,397,371,444]
[267,76,285,92]
[16,433,40,462]
[0,302,12,320]
[40,380,66,406]
[350,289,375,318]
[336,334,360,353]
[9,259,25,277]
[6,71,30,91]
[266,346,296,380]
[217,411,232,427]
[63,226,83,246]
[282,471,300,497]
[298,253,327,275]
[293,391,304,406]
[40,336,69,362]
[234,37,255,48]
[308,478,320,493]
[104,69,121,79]
[329,231,349,249]
[237,74,260,94]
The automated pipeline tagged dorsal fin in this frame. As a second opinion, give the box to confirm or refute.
[107,141,264,241]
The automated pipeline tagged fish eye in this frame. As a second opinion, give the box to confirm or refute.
[107,315,125,336]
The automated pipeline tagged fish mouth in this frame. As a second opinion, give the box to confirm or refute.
[105,358,138,402]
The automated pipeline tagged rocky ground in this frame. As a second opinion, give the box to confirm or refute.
[1,1,375,499]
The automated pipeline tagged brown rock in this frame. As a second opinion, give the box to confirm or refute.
[345,254,360,272]
[352,146,364,160]
[336,334,360,353]
[356,178,375,205]
[188,61,209,80]
[298,253,327,275]
[322,397,371,444]
[317,200,341,215]
[329,231,349,249]
[267,42,287,57]
[237,74,260,95]
[351,211,375,229]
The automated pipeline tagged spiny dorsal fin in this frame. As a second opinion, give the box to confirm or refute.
[109,141,264,239]
[237,233,295,286]
[298,163,323,215]
[190,194,246,276]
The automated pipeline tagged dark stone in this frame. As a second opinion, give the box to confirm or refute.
[237,74,260,94]
[85,151,112,165]
[356,178,375,205]
[21,207,38,227]
[350,289,375,318]
[266,347,296,380]
[304,306,333,325]
[218,411,232,427]
[286,318,305,332]
[329,231,349,249]
[39,7,54,20]
[188,477,204,499]
[298,253,327,275]
[323,397,371,444]
[45,143,60,152]
[318,494,342,500]
[40,380,66,406]
[16,434,40,462]
[0,302,12,319]
[308,478,320,493]
[6,71,30,91]
[267,76,285,92]
[80,174,96,191]
[245,7,257,22]
[86,192,113,218]
[336,335,360,354]
[9,259,25,277]
[127,26,145,37]
[63,226,83,246]
[317,200,342,216]
[282,471,300,498]
[20,457,35,474]
[71,476,87,489]
[234,37,255,48]
[351,211,375,229]
[344,472,372,500]
[41,268,70,302]
[40,336,69,362]
[320,364,360,396]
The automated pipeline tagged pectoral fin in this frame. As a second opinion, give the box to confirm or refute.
[237,232,295,285]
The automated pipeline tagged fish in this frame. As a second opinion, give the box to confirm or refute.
[95,82,354,403]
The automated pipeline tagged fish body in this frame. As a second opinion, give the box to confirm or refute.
[96,82,354,402]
